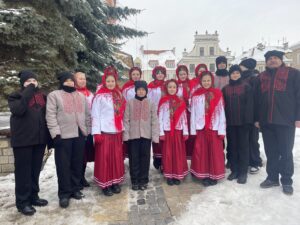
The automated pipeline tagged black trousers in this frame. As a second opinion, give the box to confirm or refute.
[249,126,263,167]
[128,138,151,185]
[13,144,46,209]
[227,125,250,175]
[261,124,295,185]
[54,135,85,199]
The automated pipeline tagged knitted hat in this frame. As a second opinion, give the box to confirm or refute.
[18,70,37,86]
[229,64,242,75]
[134,80,148,94]
[264,50,285,61]
[215,56,227,66]
[240,58,257,70]
[57,71,74,85]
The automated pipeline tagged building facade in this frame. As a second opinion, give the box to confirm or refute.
[178,31,233,76]
[290,42,300,70]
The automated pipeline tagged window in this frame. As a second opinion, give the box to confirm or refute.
[165,60,175,68]
[200,47,204,56]
[209,47,214,56]
[209,63,215,72]
[148,60,158,68]
[189,64,195,73]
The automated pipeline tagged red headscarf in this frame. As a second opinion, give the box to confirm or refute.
[176,65,191,103]
[121,67,142,93]
[158,79,186,135]
[148,66,166,89]
[96,66,126,131]
[190,64,208,91]
[76,87,92,97]
[192,71,223,130]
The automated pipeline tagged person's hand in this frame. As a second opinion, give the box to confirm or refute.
[183,135,189,141]
[94,134,103,145]
[295,121,300,128]
[254,122,260,129]
[219,135,225,140]
[53,135,63,148]
[159,135,165,141]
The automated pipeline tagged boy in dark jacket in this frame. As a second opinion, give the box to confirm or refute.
[8,70,49,216]
[222,65,254,184]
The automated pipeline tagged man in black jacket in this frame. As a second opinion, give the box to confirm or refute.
[254,50,300,195]
[240,58,263,174]
[8,70,50,215]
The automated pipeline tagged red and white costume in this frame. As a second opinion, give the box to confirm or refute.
[148,66,166,158]
[91,66,126,189]
[190,72,226,180]
[158,80,188,180]
[189,64,208,96]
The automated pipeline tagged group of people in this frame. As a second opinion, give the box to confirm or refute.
[8,50,300,216]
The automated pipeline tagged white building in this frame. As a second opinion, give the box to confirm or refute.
[290,42,300,70]
[134,46,179,82]
[178,31,234,76]
[232,43,292,72]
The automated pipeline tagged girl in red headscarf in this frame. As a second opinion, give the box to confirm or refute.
[148,66,166,170]
[190,64,208,96]
[158,79,189,185]
[122,67,142,101]
[91,66,126,196]
[190,71,226,187]
[176,65,194,159]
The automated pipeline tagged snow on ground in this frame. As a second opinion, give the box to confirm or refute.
[176,130,300,225]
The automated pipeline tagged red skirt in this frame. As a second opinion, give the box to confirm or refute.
[162,130,188,180]
[94,133,125,188]
[152,142,163,158]
[190,129,225,180]
[185,111,195,160]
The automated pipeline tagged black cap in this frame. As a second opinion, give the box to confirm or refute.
[229,64,242,76]
[264,50,285,61]
[134,80,148,94]
[18,70,37,86]
[216,56,227,66]
[240,58,257,70]
[57,71,74,85]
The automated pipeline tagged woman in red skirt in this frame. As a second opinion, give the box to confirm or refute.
[190,71,226,187]
[190,63,208,95]
[121,67,142,159]
[158,79,189,185]
[175,65,194,160]
[91,66,126,196]
[148,66,166,170]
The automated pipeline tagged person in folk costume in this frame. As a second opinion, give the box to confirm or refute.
[121,67,142,159]
[123,80,160,191]
[8,70,50,216]
[190,71,226,186]
[148,65,166,170]
[74,71,95,188]
[190,63,208,96]
[175,65,194,159]
[91,66,126,196]
[254,50,300,195]
[239,58,263,174]
[46,71,91,208]
[158,79,189,185]
[222,65,254,184]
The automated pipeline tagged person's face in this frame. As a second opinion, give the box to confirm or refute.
[63,78,75,87]
[197,67,206,76]
[217,62,227,70]
[167,81,177,95]
[105,75,116,90]
[24,78,38,88]
[266,56,283,69]
[178,70,188,81]
[131,70,141,81]
[230,71,241,81]
[156,71,165,81]
[74,72,86,88]
[201,75,212,89]
[136,87,146,98]
[239,65,248,72]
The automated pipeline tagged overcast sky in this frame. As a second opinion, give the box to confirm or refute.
[119,0,300,58]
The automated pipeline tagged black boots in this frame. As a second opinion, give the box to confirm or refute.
[227,172,238,181]
[71,191,85,200]
[260,179,280,188]
[103,185,121,196]
[237,174,247,184]
[18,205,36,216]
[59,198,70,208]
[282,185,294,195]
[31,197,48,207]
[202,178,217,187]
